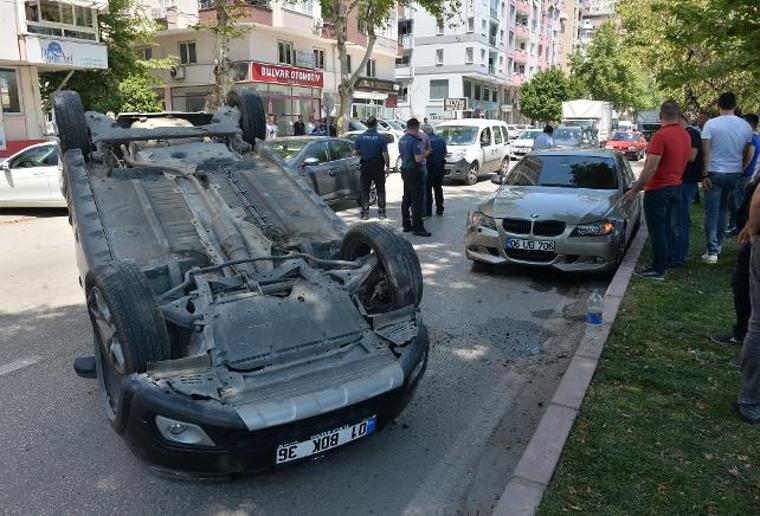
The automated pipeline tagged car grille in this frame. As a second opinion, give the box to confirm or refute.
[533,220,566,237]
[505,249,557,263]
[502,218,532,234]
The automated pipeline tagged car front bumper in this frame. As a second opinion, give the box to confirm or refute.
[112,324,429,476]
[442,158,471,180]
[464,224,620,272]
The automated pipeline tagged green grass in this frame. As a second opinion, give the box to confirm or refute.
[539,206,760,515]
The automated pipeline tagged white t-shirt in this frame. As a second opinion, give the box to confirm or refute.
[702,115,753,173]
[265,122,278,139]
[533,132,554,150]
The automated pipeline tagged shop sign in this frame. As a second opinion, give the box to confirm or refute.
[25,37,108,69]
[355,77,398,93]
[386,95,398,108]
[444,97,468,111]
[470,100,496,111]
[250,62,324,88]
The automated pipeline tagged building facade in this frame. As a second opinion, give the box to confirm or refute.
[558,0,581,69]
[0,0,108,156]
[138,0,400,135]
[578,0,616,51]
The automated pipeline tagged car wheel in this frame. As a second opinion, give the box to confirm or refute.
[500,157,510,175]
[51,90,91,161]
[395,156,401,173]
[226,87,266,146]
[339,223,423,313]
[85,262,170,430]
[465,162,479,185]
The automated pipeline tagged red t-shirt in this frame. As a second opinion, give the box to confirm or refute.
[644,123,692,191]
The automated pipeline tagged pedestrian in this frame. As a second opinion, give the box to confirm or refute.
[422,124,447,216]
[293,114,306,136]
[398,118,431,237]
[697,110,710,131]
[622,100,691,280]
[353,116,390,220]
[733,182,760,424]
[306,117,316,135]
[533,124,554,150]
[700,92,754,263]
[670,113,702,267]
[266,114,278,140]
[418,124,432,213]
[730,114,760,229]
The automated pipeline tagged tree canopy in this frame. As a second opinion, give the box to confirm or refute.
[519,68,581,123]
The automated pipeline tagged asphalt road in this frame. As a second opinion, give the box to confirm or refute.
[0,163,639,514]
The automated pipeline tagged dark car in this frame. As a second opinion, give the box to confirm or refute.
[52,87,428,475]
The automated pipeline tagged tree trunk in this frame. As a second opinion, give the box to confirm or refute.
[206,1,235,111]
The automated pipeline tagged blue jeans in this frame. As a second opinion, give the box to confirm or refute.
[704,172,741,255]
[670,182,698,265]
[732,175,751,226]
[644,186,681,274]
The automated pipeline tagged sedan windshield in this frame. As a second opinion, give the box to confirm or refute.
[269,139,310,161]
[554,128,582,142]
[437,126,479,145]
[503,155,618,190]
[611,132,637,141]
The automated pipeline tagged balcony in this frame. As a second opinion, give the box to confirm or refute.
[515,0,529,14]
[515,24,529,40]
[511,73,525,86]
[398,34,414,49]
[513,49,528,64]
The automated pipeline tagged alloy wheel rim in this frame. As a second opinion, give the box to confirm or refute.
[87,286,124,421]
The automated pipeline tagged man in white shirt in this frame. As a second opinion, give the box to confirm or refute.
[701,92,754,262]
[265,114,278,140]
[533,125,555,150]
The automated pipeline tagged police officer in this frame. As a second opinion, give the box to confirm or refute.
[423,124,447,216]
[398,118,431,236]
[353,116,390,220]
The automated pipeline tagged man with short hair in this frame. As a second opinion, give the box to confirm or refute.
[622,100,691,280]
[293,114,306,136]
[670,114,702,266]
[265,114,278,139]
[398,118,431,236]
[423,124,447,216]
[533,124,554,150]
[353,116,390,220]
[700,92,754,263]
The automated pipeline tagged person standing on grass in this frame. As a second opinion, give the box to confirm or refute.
[670,114,702,267]
[622,100,691,280]
[700,92,754,263]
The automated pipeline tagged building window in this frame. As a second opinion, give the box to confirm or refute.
[483,87,490,101]
[463,79,471,98]
[436,22,444,35]
[136,47,152,60]
[500,29,504,45]
[25,0,97,41]
[429,79,449,99]
[474,84,481,100]
[467,16,474,32]
[179,41,197,64]
[0,68,21,113]
[277,40,293,65]
[465,47,474,64]
[435,49,444,66]
[481,19,486,35]
[480,49,486,65]
[365,58,376,77]
[313,48,325,70]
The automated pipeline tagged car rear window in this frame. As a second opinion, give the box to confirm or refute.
[504,155,618,190]
[269,139,310,161]
[612,132,636,141]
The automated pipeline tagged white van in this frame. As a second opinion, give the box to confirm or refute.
[436,119,510,185]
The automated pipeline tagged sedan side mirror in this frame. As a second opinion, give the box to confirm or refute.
[0,162,9,171]
[302,157,320,167]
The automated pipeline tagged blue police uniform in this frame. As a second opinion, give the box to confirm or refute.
[426,133,447,216]
[354,128,389,217]
[398,132,428,233]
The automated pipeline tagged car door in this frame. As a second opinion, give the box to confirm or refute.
[0,145,56,206]
[492,125,508,170]
[327,139,360,200]
[479,126,497,173]
[299,141,336,201]
[618,155,640,233]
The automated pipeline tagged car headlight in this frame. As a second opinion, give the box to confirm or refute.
[469,211,497,230]
[448,151,465,161]
[155,415,216,447]
[628,146,638,151]
[571,221,615,236]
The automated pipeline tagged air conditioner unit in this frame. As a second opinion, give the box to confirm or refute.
[170,65,186,80]
[312,17,324,34]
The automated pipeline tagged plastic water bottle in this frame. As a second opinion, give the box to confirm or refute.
[585,290,604,339]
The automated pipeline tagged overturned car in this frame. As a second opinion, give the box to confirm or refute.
[52,87,428,475]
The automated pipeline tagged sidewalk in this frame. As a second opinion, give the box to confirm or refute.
[538,208,760,513]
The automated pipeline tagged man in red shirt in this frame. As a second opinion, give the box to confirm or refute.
[623,100,692,279]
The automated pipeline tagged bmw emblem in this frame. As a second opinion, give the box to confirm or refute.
[530,213,540,219]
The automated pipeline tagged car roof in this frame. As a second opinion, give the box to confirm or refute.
[436,118,508,128]
[530,148,618,158]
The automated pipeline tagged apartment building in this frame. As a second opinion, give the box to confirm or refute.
[558,0,581,69]
[0,0,108,156]
[138,0,400,135]
[394,0,566,123]
[578,0,616,50]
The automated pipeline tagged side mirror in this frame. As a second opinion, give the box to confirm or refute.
[302,157,320,167]
[0,162,9,171]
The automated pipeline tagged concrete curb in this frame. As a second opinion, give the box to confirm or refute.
[492,223,649,516]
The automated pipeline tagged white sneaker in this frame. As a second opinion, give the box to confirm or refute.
[701,253,718,264]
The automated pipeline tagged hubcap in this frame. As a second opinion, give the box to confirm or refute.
[88,287,124,421]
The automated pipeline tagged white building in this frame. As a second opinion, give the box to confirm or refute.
[0,0,108,157]
[578,0,616,51]
[395,0,566,123]
[137,0,400,135]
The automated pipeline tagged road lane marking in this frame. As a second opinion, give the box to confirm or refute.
[0,356,42,377]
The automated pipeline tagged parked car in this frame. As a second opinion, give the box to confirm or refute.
[605,130,648,160]
[52,87,428,475]
[465,149,641,273]
[437,119,511,185]
[311,118,367,136]
[343,130,402,172]
[0,141,66,208]
[553,126,598,148]
[373,119,405,136]
[266,136,368,206]
[509,129,543,158]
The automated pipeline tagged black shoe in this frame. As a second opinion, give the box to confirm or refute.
[360,213,369,221]
[732,402,760,424]
[412,229,432,237]
[403,227,413,233]
[711,332,742,345]
[635,267,665,280]
[378,213,387,220]
[436,208,444,215]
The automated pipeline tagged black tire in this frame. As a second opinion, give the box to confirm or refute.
[85,261,170,426]
[465,162,479,185]
[226,87,266,146]
[339,223,423,312]
[51,90,91,160]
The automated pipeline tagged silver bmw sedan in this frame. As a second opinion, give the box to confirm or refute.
[465,149,642,273]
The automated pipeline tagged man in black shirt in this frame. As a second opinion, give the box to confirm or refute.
[669,115,702,266]
[293,115,306,136]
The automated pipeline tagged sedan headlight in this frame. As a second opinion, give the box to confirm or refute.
[448,150,466,161]
[469,211,498,230]
[571,221,615,236]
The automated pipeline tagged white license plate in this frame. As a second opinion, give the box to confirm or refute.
[506,238,555,252]
[276,416,376,464]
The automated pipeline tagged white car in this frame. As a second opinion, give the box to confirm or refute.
[0,142,66,208]
[509,129,543,159]
[375,119,406,137]
[437,119,511,185]
[343,130,402,172]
